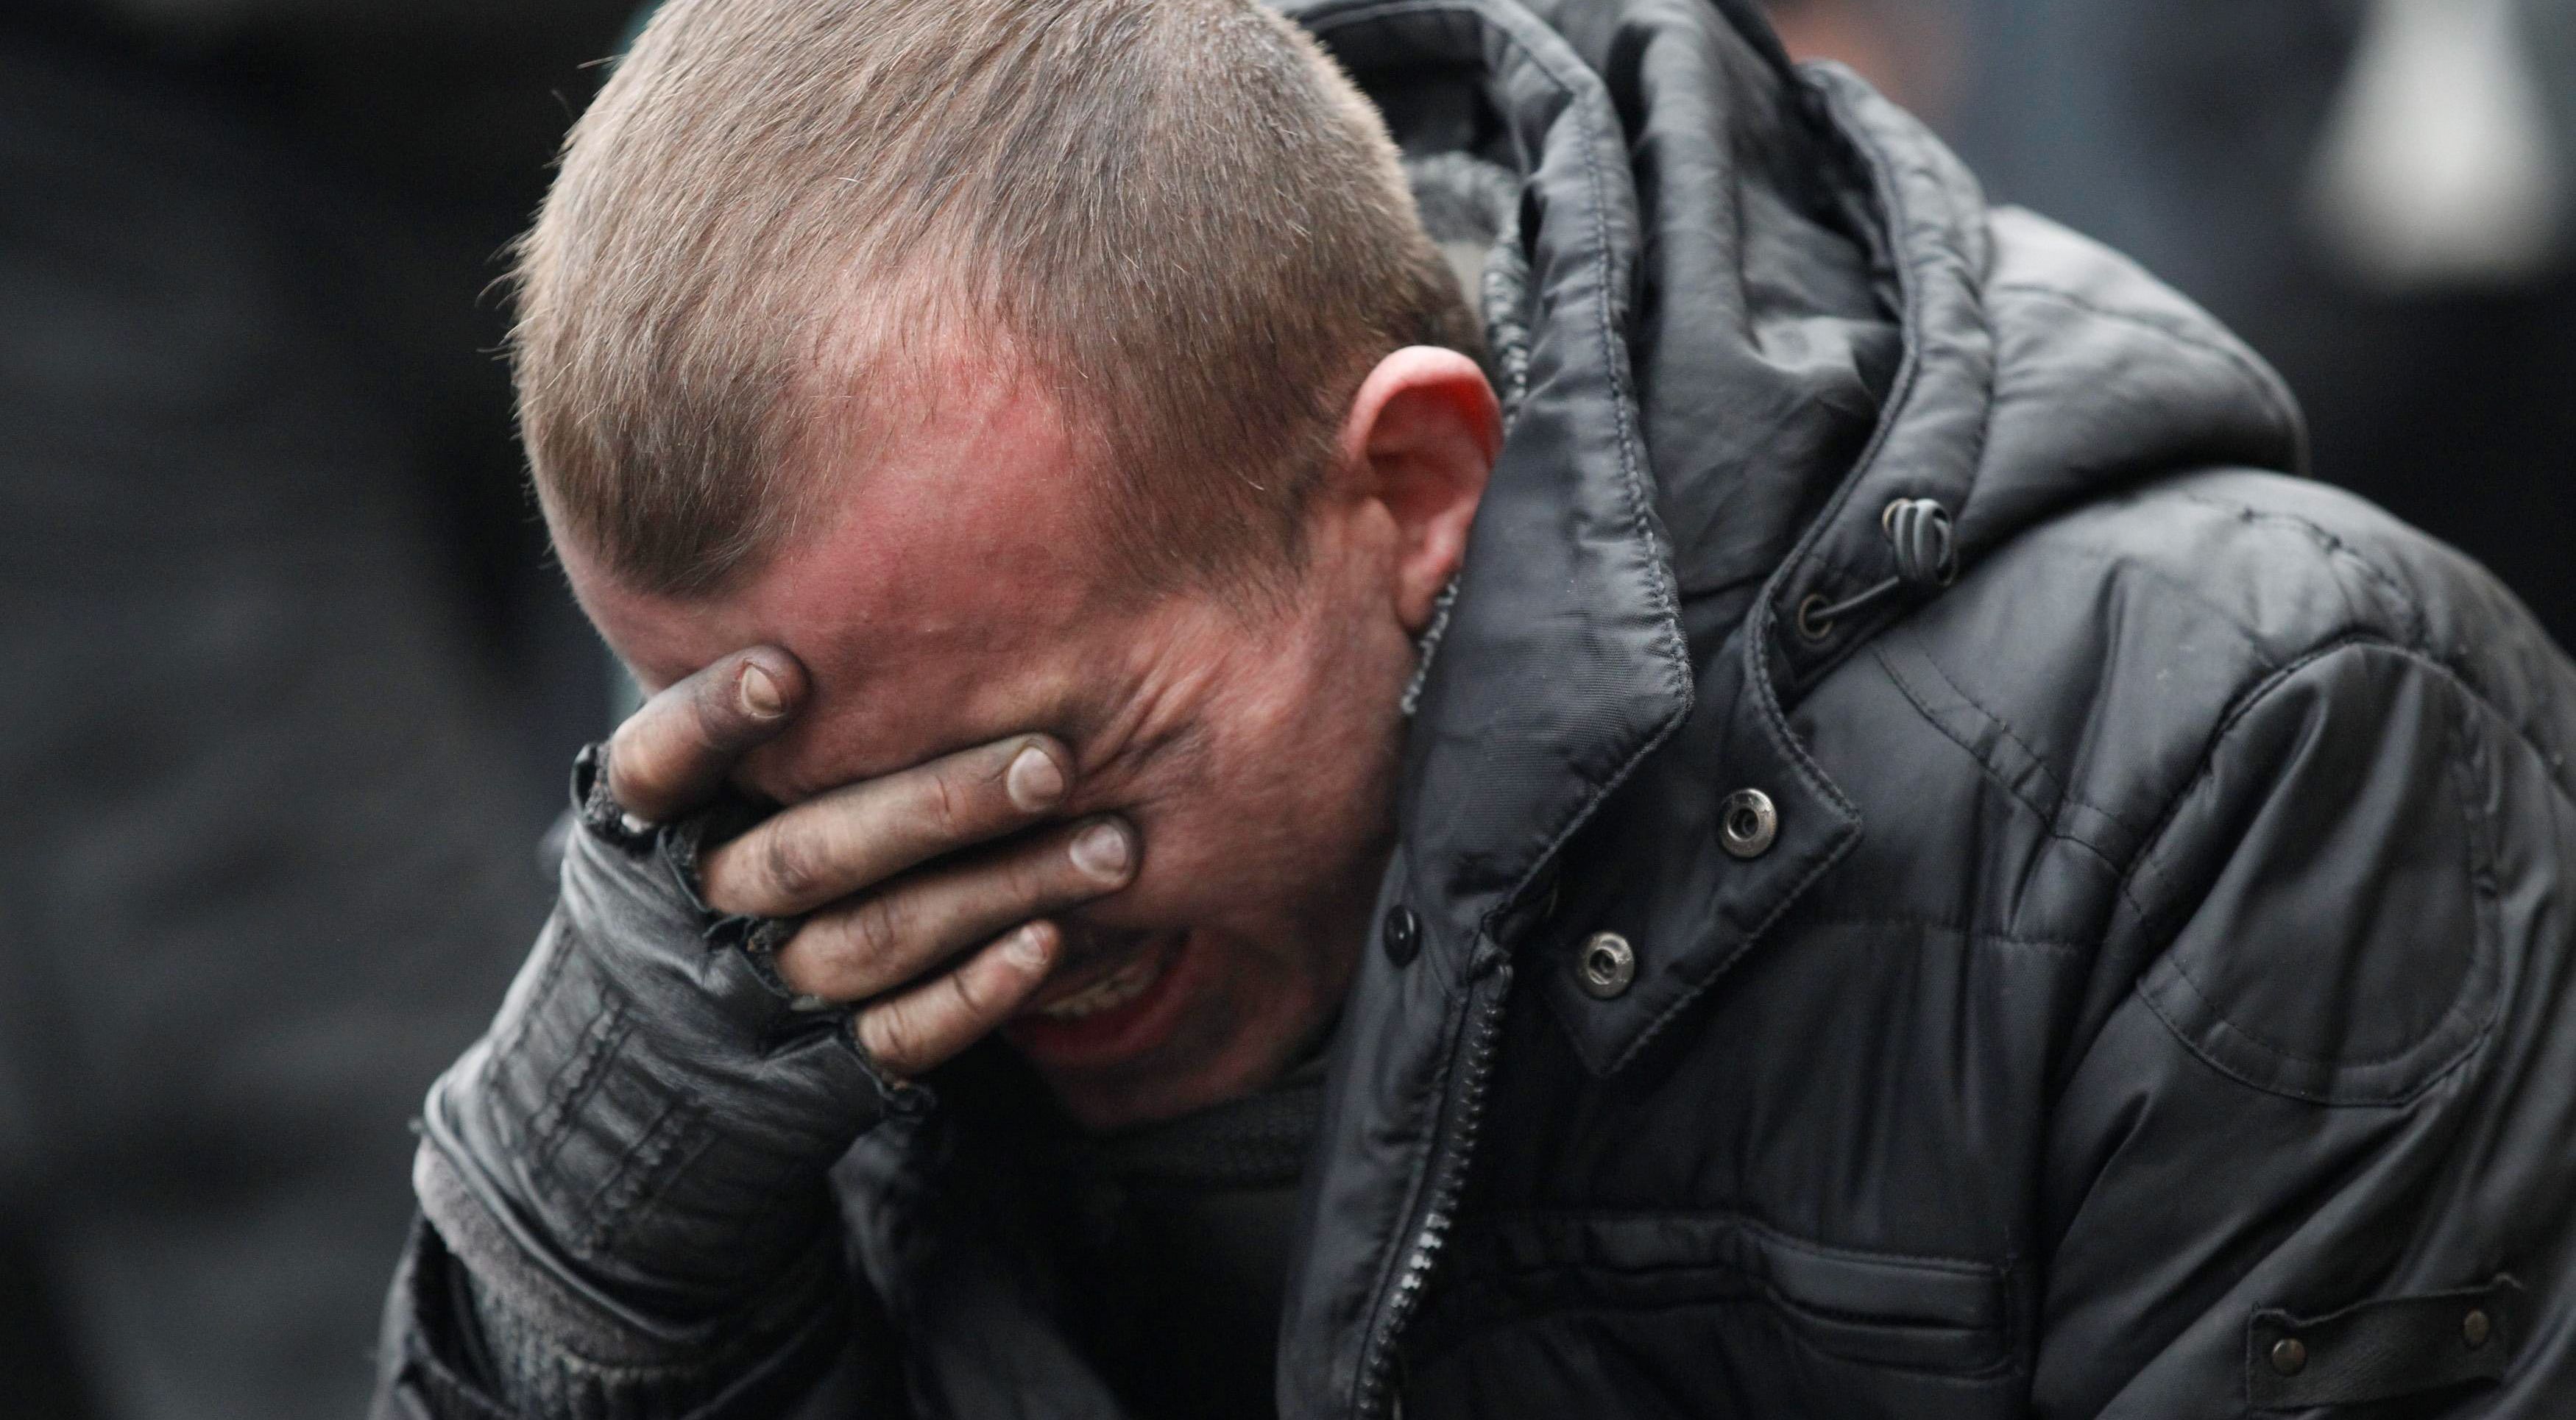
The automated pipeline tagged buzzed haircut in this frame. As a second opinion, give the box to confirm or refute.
[514,0,1481,600]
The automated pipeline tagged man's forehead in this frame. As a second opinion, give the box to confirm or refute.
[567,376,1125,787]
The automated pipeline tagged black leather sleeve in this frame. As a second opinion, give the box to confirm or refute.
[371,749,927,1419]
[368,1214,910,1420]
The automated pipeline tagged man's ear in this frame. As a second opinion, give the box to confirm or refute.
[1334,346,1501,633]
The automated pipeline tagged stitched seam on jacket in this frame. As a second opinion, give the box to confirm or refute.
[2103,620,2525,923]
[1871,643,2128,879]
[1404,1296,2017,1388]
[1461,1206,2004,1275]
[1551,10,1702,895]
[2139,664,2500,1074]
[2172,492,2431,647]
[2115,640,2515,1101]
[1975,485,2484,916]
[1902,635,2155,840]
[1794,912,2089,954]
[1306,0,1697,940]
[1580,53,1688,714]
[2114,633,2382,924]
[2133,977,2490,1109]
[2147,933,2482,1073]
[1873,621,2171,847]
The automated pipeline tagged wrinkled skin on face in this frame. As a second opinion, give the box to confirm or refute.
[562,348,1496,1128]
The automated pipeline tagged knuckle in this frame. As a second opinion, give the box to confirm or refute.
[697,842,747,909]
[860,965,1002,1077]
[760,829,823,905]
[604,724,668,808]
[919,766,969,839]
[768,928,826,998]
[944,967,991,1025]
[1014,842,1080,908]
[687,665,746,748]
[608,676,736,817]
[857,1004,922,1073]
[849,892,910,965]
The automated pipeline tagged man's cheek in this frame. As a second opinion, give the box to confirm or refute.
[1056,837,1186,926]
[1068,862,1216,931]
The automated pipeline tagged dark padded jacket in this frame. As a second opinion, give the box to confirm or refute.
[375,0,2576,1415]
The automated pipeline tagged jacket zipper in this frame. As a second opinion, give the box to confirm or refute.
[1352,960,1513,1419]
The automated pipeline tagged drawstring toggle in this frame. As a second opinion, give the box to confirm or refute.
[1796,498,1956,641]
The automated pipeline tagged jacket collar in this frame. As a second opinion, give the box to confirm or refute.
[1293,0,1904,1045]
[1764,68,2305,692]
[1277,1,1803,1412]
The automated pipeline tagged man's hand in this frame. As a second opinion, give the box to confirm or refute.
[419,645,1136,1335]
[607,646,1138,1076]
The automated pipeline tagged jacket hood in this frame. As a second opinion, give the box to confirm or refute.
[1298,0,2307,929]
[1275,1,2304,1414]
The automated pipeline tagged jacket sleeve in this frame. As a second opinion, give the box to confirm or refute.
[2033,641,2576,1417]
[365,756,936,1420]
[368,1210,910,1420]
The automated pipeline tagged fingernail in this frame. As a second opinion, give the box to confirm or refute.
[1006,923,1052,969]
[1006,745,1066,810]
[739,663,785,717]
[1069,820,1132,881]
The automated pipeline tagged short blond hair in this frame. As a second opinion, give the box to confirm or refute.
[512,0,1478,598]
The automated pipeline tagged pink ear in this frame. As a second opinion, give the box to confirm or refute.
[1337,347,1499,633]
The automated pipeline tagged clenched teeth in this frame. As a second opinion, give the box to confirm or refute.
[1035,951,1164,1021]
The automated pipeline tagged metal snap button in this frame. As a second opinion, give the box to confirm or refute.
[2464,1308,2493,1349]
[1382,905,1421,967]
[2270,1337,2307,1376]
[1720,789,1779,859]
[1578,931,1635,998]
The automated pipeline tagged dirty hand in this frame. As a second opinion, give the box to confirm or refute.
[419,646,1136,1327]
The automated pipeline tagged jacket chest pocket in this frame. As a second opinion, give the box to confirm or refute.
[1398,1211,2028,1420]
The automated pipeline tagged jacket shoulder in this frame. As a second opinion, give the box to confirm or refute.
[1799,467,2576,945]
[2000,467,2542,670]
[1967,466,2547,678]
[1774,466,2576,1129]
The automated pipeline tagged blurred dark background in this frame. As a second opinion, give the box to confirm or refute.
[1773,0,2576,647]
[4,1,2574,1417]
[2,4,629,1418]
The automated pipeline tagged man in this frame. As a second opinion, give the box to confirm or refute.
[374,0,2576,1415]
